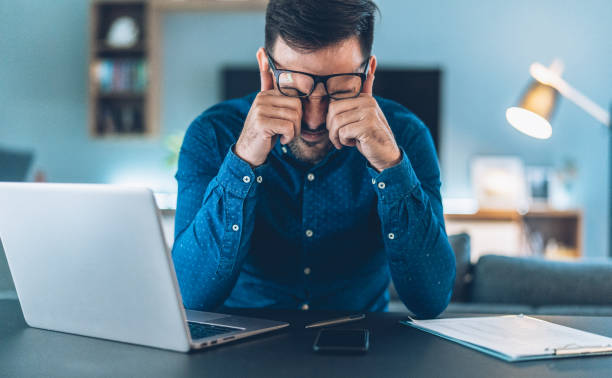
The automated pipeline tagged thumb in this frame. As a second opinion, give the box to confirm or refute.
[362,73,374,95]
[260,69,274,92]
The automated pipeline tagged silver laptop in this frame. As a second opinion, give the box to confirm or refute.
[0,183,288,352]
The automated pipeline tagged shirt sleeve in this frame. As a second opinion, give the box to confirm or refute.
[172,115,266,310]
[367,117,456,319]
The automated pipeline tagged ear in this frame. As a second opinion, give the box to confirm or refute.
[361,55,377,94]
[256,47,274,92]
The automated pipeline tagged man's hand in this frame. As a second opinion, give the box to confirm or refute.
[235,67,302,167]
[326,74,401,173]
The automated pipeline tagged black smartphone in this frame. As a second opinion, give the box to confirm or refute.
[313,328,370,354]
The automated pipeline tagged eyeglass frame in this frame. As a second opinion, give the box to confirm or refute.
[265,49,370,100]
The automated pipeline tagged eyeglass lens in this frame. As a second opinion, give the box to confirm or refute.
[277,72,362,99]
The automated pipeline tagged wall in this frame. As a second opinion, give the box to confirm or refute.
[1,0,611,257]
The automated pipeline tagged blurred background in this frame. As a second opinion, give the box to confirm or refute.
[1,0,611,263]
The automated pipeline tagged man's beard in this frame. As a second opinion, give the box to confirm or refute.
[287,123,334,165]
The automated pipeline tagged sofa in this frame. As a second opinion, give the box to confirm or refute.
[4,235,612,315]
[389,233,612,316]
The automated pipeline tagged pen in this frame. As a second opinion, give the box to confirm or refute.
[305,314,366,329]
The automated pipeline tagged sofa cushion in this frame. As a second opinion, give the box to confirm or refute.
[471,255,612,306]
[535,305,612,316]
[443,302,533,315]
[448,233,471,302]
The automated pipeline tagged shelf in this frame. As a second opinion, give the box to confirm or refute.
[445,208,583,261]
[95,46,146,57]
[95,40,146,52]
[97,92,146,100]
[445,208,581,221]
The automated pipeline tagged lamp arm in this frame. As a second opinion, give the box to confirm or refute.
[553,78,610,127]
[530,62,610,127]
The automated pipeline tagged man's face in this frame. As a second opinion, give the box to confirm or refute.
[265,37,370,165]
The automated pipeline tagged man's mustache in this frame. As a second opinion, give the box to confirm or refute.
[301,123,327,133]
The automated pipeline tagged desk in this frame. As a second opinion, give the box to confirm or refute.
[1,299,612,378]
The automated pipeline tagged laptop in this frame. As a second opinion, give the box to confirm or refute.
[0,183,289,352]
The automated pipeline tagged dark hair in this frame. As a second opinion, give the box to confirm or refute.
[265,0,379,58]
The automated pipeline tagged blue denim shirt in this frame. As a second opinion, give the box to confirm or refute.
[172,92,455,318]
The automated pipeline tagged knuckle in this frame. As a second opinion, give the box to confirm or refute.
[334,112,344,125]
[285,122,295,136]
[254,94,266,104]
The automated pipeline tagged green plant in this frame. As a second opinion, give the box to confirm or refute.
[164,132,185,168]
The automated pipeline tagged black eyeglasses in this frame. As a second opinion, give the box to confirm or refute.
[265,50,370,100]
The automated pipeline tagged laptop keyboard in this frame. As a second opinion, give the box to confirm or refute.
[187,321,237,340]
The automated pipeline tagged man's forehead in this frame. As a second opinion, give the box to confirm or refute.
[270,37,366,75]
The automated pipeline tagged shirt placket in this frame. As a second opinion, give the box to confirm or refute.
[300,168,319,311]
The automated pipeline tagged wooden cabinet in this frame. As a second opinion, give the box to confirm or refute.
[445,209,582,262]
[89,0,159,137]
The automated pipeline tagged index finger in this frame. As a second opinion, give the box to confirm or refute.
[257,90,302,110]
[260,68,274,92]
[256,91,302,139]
[326,97,362,124]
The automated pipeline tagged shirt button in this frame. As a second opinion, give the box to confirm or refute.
[371,178,376,185]
[256,175,263,183]
[307,173,315,182]
[305,229,313,238]
[232,224,240,232]
[378,182,386,189]
[388,232,395,240]
[281,146,288,154]
[301,303,309,311]
[242,176,251,183]
[304,267,311,275]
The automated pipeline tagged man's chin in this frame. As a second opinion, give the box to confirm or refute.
[288,137,333,165]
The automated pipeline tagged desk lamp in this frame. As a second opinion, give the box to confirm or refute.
[506,60,611,256]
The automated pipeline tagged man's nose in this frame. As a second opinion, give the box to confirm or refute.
[301,84,329,130]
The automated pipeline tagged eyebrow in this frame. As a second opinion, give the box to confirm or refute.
[270,54,369,74]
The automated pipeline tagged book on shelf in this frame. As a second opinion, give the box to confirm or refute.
[94,59,148,94]
[98,103,144,135]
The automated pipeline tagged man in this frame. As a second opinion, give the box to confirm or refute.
[172,0,455,318]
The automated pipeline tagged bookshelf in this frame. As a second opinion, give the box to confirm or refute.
[89,0,158,137]
[88,0,268,138]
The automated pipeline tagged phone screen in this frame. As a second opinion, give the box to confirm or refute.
[313,329,369,353]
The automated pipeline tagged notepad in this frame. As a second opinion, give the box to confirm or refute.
[400,315,612,362]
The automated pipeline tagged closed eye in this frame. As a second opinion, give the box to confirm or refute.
[282,87,308,96]
[330,90,354,96]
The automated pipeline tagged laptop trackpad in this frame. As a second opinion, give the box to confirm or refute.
[185,309,231,323]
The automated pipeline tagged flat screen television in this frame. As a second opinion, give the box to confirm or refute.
[222,67,441,154]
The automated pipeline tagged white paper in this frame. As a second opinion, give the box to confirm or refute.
[409,315,612,360]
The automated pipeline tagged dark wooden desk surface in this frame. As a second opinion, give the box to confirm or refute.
[2,299,612,378]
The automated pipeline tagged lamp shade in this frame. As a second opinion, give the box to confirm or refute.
[506,107,553,139]
[506,61,564,139]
